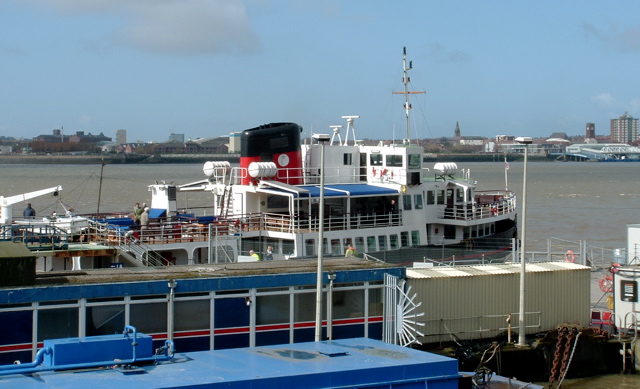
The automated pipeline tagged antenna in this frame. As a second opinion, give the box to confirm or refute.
[341,115,360,145]
[392,47,425,144]
[329,125,343,145]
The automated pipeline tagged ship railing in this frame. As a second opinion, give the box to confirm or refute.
[87,218,235,247]
[442,191,516,221]
[0,223,73,250]
[235,211,402,234]
[419,311,541,342]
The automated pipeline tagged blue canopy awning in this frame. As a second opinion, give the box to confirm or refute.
[263,184,398,198]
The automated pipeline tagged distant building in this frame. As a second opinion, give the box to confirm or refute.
[169,133,185,143]
[586,123,595,139]
[229,132,241,153]
[453,122,461,138]
[34,129,111,144]
[116,129,127,145]
[611,112,639,143]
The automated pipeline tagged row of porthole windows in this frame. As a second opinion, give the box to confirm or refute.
[304,231,421,257]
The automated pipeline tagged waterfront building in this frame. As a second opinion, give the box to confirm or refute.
[610,112,639,143]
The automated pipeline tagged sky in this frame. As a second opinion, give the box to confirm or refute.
[1,1,640,143]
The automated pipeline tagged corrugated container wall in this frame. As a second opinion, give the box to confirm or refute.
[406,263,590,344]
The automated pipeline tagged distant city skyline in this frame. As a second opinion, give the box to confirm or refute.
[2,1,640,142]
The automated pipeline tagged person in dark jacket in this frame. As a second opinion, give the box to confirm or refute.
[23,203,36,219]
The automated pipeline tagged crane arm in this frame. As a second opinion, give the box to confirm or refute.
[0,186,62,206]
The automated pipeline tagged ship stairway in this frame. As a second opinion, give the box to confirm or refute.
[218,185,233,219]
[115,242,166,267]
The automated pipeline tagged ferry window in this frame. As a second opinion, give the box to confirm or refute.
[331,239,341,255]
[426,191,435,205]
[456,189,464,203]
[214,298,250,328]
[403,195,412,210]
[437,190,445,205]
[86,305,125,336]
[343,153,353,165]
[130,302,167,334]
[305,239,316,257]
[367,236,376,251]
[385,154,403,167]
[390,234,399,249]
[378,236,387,251]
[471,226,478,238]
[401,231,410,247]
[368,288,383,317]
[408,154,421,169]
[414,194,423,209]
[257,294,289,325]
[355,237,365,254]
[175,300,210,332]
[294,292,317,322]
[332,289,364,320]
[464,227,470,239]
[485,224,491,236]
[444,225,456,240]
[283,240,295,258]
[478,225,485,237]
[37,307,78,342]
[370,153,383,166]
[411,231,420,245]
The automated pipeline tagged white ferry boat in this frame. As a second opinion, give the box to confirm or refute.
[1,48,517,269]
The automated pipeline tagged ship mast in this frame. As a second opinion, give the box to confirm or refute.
[393,47,425,144]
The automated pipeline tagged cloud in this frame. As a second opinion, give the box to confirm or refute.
[28,0,260,56]
[590,93,619,109]
[582,22,640,53]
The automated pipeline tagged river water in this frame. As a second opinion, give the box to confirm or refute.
[2,161,640,386]
[2,161,638,252]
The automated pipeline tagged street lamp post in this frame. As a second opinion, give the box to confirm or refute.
[313,133,330,342]
[515,136,532,347]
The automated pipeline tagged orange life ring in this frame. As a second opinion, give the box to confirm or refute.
[565,250,575,263]
[599,275,613,293]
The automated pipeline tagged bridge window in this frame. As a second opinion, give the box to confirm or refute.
[370,153,382,166]
[411,231,420,245]
[385,154,403,167]
[408,154,421,169]
[437,190,445,205]
[426,191,435,205]
[456,189,464,203]
[414,194,423,209]
[343,153,353,165]
[401,231,409,247]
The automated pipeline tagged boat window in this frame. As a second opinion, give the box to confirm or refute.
[378,235,387,251]
[426,191,435,205]
[367,236,376,251]
[411,231,420,245]
[294,292,316,322]
[444,225,456,240]
[368,288,383,317]
[86,305,125,336]
[408,154,422,169]
[471,226,478,238]
[130,302,168,334]
[414,194,423,209]
[305,239,316,257]
[478,225,485,237]
[403,195,412,210]
[37,307,78,342]
[355,237,365,254]
[332,289,364,319]
[464,227,470,239]
[330,239,341,255]
[283,240,295,258]
[175,300,210,331]
[485,224,491,236]
[370,153,383,166]
[343,153,353,165]
[456,189,464,203]
[257,294,289,325]
[437,190,445,205]
[390,234,399,249]
[401,231,409,247]
[385,154,403,167]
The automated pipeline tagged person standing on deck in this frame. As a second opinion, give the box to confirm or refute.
[140,207,150,241]
[265,246,274,260]
[345,245,357,257]
[249,250,261,261]
[133,202,143,225]
[23,203,36,219]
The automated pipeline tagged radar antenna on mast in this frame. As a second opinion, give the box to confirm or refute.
[392,47,425,144]
[341,115,359,146]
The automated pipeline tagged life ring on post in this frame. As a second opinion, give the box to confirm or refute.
[565,250,575,263]
[599,275,613,293]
